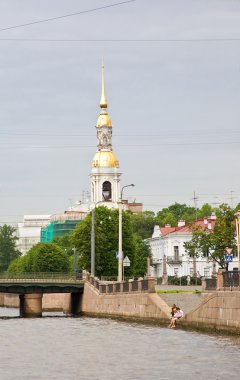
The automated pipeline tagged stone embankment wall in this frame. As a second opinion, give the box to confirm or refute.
[182,291,240,334]
[79,281,170,322]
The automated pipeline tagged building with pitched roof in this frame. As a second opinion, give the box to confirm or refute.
[145,214,238,278]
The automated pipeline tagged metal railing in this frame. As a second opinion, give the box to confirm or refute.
[123,282,129,292]
[86,273,155,294]
[204,278,217,290]
[132,280,138,291]
[222,271,240,288]
[0,272,83,282]
[167,256,182,264]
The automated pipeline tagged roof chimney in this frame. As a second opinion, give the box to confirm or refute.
[152,225,161,238]
[210,212,216,220]
[178,220,185,227]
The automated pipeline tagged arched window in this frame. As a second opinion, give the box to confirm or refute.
[102,181,112,201]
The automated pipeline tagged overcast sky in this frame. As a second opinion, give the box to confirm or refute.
[0,0,240,224]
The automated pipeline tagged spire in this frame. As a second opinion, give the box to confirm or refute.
[100,63,108,109]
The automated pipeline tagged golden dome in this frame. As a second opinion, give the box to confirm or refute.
[92,150,119,168]
[97,113,112,127]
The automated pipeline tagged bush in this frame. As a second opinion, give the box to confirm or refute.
[7,242,70,273]
[156,275,202,286]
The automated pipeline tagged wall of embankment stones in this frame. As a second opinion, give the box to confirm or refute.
[79,282,170,323]
[1,285,240,335]
[182,291,240,334]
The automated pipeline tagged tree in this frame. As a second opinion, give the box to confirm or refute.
[8,242,70,273]
[0,225,21,271]
[132,233,151,277]
[71,206,137,278]
[184,204,236,270]
[52,234,75,256]
[156,203,195,227]
[197,203,214,219]
[129,211,156,239]
[211,204,236,269]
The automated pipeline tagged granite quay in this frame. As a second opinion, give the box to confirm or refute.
[0,270,240,335]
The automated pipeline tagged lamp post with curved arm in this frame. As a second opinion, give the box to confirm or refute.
[118,184,135,281]
[235,210,240,270]
[91,200,105,277]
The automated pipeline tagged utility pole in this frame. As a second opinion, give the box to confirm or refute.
[118,184,135,281]
[230,190,234,208]
[193,191,199,278]
[193,191,198,221]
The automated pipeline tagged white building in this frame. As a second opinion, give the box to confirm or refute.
[145,216,238,278]
[16,215,51,254]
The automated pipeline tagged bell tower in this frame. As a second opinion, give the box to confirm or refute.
[90,64,121,208]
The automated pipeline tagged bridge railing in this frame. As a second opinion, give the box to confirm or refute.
[86,273,155,294]
[222,271,240,288]
[0,272,83,282]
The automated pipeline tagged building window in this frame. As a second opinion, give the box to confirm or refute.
[102,181,112,201]
[174,246,179,261]
[190,268,194,276]
[174,268,178,277]
[204,268,210,277]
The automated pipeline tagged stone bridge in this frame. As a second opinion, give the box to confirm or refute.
[0,273,84,317]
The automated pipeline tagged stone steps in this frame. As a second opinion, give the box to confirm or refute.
[158,292,203,315]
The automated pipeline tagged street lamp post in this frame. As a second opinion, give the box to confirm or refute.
[91,200,106,277]
[73,247,77,273]
[118,184,135,281]
[235,211,240,270]
[91,207,96,277]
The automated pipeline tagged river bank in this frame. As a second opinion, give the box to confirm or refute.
[1,284,240,336]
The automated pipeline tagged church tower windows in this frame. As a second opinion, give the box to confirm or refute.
[102,181,112,201]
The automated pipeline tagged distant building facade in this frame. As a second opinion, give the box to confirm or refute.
[40,211,86,243]
[145,215,238,278]
[16,215,51,254]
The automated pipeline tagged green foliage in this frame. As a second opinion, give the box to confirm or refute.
[8,242,70,273]
[52,234,75,256]
[129,211,156,239]
[184,225,211,258]
[8,256,27,274]
[210,204,236,268]
[156,203,196,227]
[0,224,21,271]
[197,203,214,219]
[131,233,151,277]
[184,204,236,269]
[71,206,147,278]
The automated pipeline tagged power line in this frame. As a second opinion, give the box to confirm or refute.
[0,141,239,149]
[1,37,240,42]
[0,1,136,33]
[1,130,240,137]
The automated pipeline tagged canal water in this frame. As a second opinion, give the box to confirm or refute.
[0,307,240,380]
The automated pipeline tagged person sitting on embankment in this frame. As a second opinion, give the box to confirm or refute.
[168,307,184,329]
